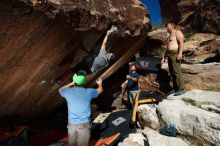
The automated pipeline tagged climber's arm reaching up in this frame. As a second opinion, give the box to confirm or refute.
[101,31,111,49]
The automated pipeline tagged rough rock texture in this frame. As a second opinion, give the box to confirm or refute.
[192,0,220,34]
[158,90,220,146]
[147,28,168,43]
[0,0,149,120]
[137,104,159,130]
[143,127,189,146]
[21,0,151,36]
[167,89,220,113]
[118,133,146,146]
[118,138,140,146]
[177,0,200,25]
[159,0,199,25]
[139,73,161,93]
[159,0,220,34]
[183,33,220,63]
[162,63,220,91]
[159,0,180,23]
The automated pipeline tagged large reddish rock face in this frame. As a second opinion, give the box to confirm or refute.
[159,0,181,23]
[22,0,151,36]
[159,0,220,34]
[0,0,150,120]
[192,0,220,34]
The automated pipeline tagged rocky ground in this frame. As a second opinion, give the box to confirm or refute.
[118,89,220,146]
[110,29,220,146]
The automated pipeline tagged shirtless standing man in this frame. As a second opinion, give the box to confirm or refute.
[162,22,185,96]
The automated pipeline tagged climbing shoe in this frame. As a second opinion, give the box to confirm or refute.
[174,89,186,96]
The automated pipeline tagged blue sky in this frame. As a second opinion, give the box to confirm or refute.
[141,0,163,27]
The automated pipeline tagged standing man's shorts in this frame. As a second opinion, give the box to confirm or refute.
[67,123,91,146]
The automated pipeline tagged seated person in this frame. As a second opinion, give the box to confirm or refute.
[120,65,140,105]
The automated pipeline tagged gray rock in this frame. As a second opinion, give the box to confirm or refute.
[111,97,123,109]
[143,127,188,146]
[158,94,220,145]
[167,89,220,113]
[201,104,220,114]
[118,133,146,146]
[137,104,159,129]
[128,133,146,146]
[118,138,140,146]
[162,62,220,92]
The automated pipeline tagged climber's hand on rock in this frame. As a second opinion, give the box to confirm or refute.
[96,78,102,85]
